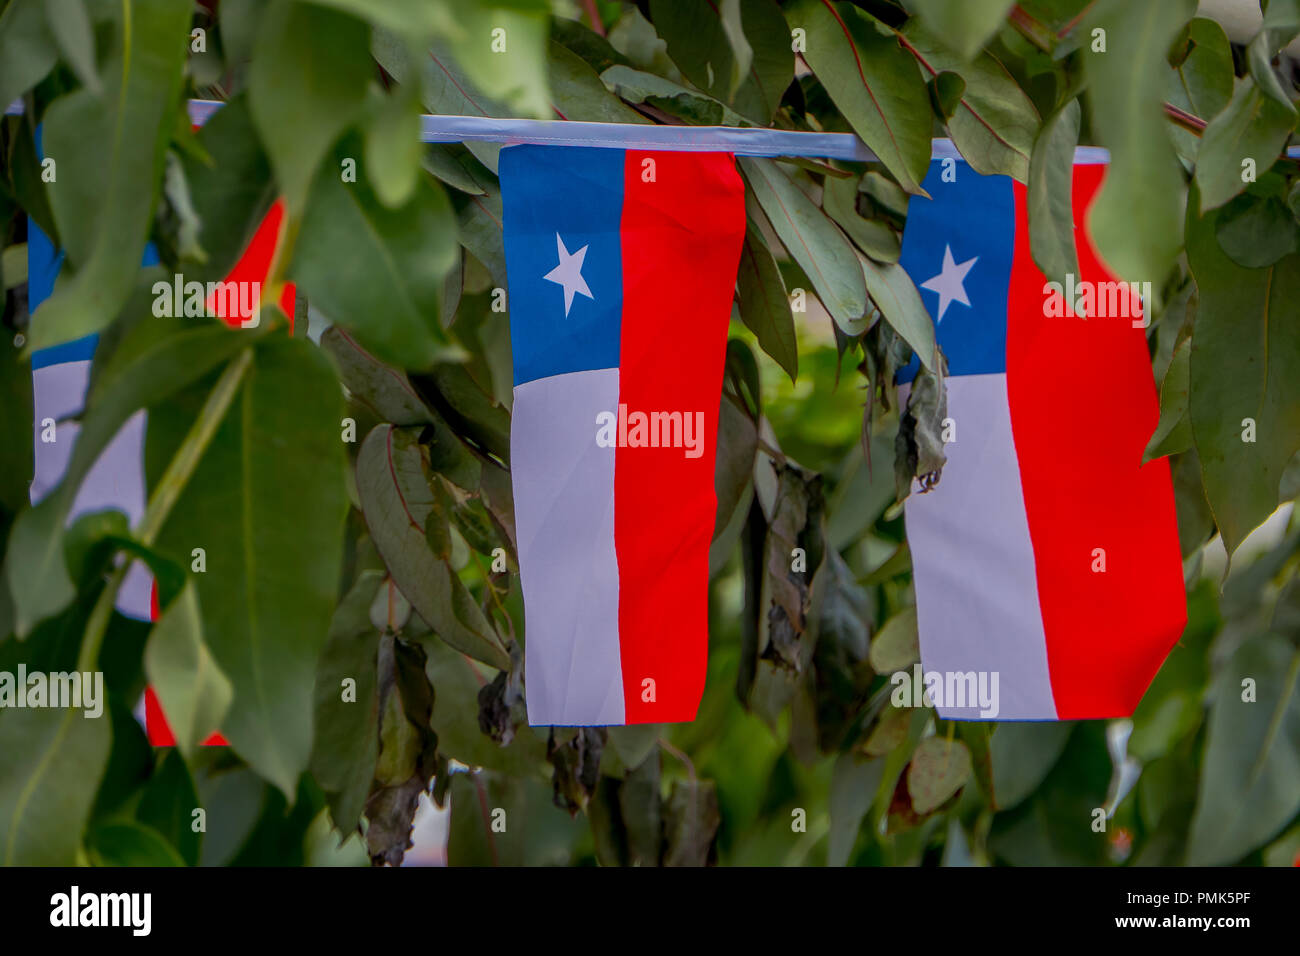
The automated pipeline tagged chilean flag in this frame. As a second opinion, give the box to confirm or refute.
[897,148,1186,720]
[499,146,745,726]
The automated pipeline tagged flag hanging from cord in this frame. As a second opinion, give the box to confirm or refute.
[896,149,1186,721]
[499,146,745,726]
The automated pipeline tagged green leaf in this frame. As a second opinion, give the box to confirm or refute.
[456,182,507,290]
[144,581,232,761]
[909,0,1015,61]
[1083,0,1196,288]
[600,65,750,126]
[249,0,372,216]
[1215,192,1300,268]
[1187,635,1300,865]
[649,0,749,102]
[27,0,190,351]
[87,822,185,866]
[146,337,348,798]
[828,750,883,865]
[860,256,937,370]
[901,22,1040,183]
[785,0,932,195]
[740,157,867,333]
[291,152,458,370]
[0,0,58,113]
[180,95,276,285]
[548,42,650,124]
[1027,98,1081,289]
[867,605,919,674]
[735,222,797,382]
[421,145,488,196]
[446,769,584,865]
[822,174,900,263]
[6,321,253,637]
[648,0,791,123]
[432,2,552,120]
[320,326,436,426]
[989,721,1072,811]
[44,0,99,93]
[926,70,966,120]
[304,0,449,40]
[356,425,508,670]
[0,599,112,864]
[1186,192,1300,559]
[364,85,423,209]
[1195,78,1298,213]
[988,723,1111,865]
[907,736,972,814]
[136,749,202,866]
[1166,17,1233,164]
[1143,336,1193,462]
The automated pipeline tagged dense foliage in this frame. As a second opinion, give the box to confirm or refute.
[0,0,1297,866]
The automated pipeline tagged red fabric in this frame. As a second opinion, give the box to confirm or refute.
[614,151,745,723]
[1005,165,1186,718]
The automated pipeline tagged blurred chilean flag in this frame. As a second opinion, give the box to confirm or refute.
[499,146,745,726]
[897,147,1186,720]
[28,200,293,747]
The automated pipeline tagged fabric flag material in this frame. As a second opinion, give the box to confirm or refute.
[27,201,293,747]
[499,146,745,726]
[897,151,1186,721]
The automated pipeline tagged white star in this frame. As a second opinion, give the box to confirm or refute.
[543,233,593,317]
[920,245,978,322]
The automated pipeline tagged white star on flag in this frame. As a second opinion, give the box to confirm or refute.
[543,233,593,317]
[920,244,978,322]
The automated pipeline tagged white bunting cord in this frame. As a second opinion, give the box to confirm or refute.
[9,98,1300,163]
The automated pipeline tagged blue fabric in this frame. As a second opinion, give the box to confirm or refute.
[897,161,1015,383]
[500,145,626,386]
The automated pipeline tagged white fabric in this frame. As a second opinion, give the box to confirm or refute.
[902,374,1058,720]
[512,369,625,726]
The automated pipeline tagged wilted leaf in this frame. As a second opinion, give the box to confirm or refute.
[895,356,948,499]
[662,777,720,866]
[907,736,972,814]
